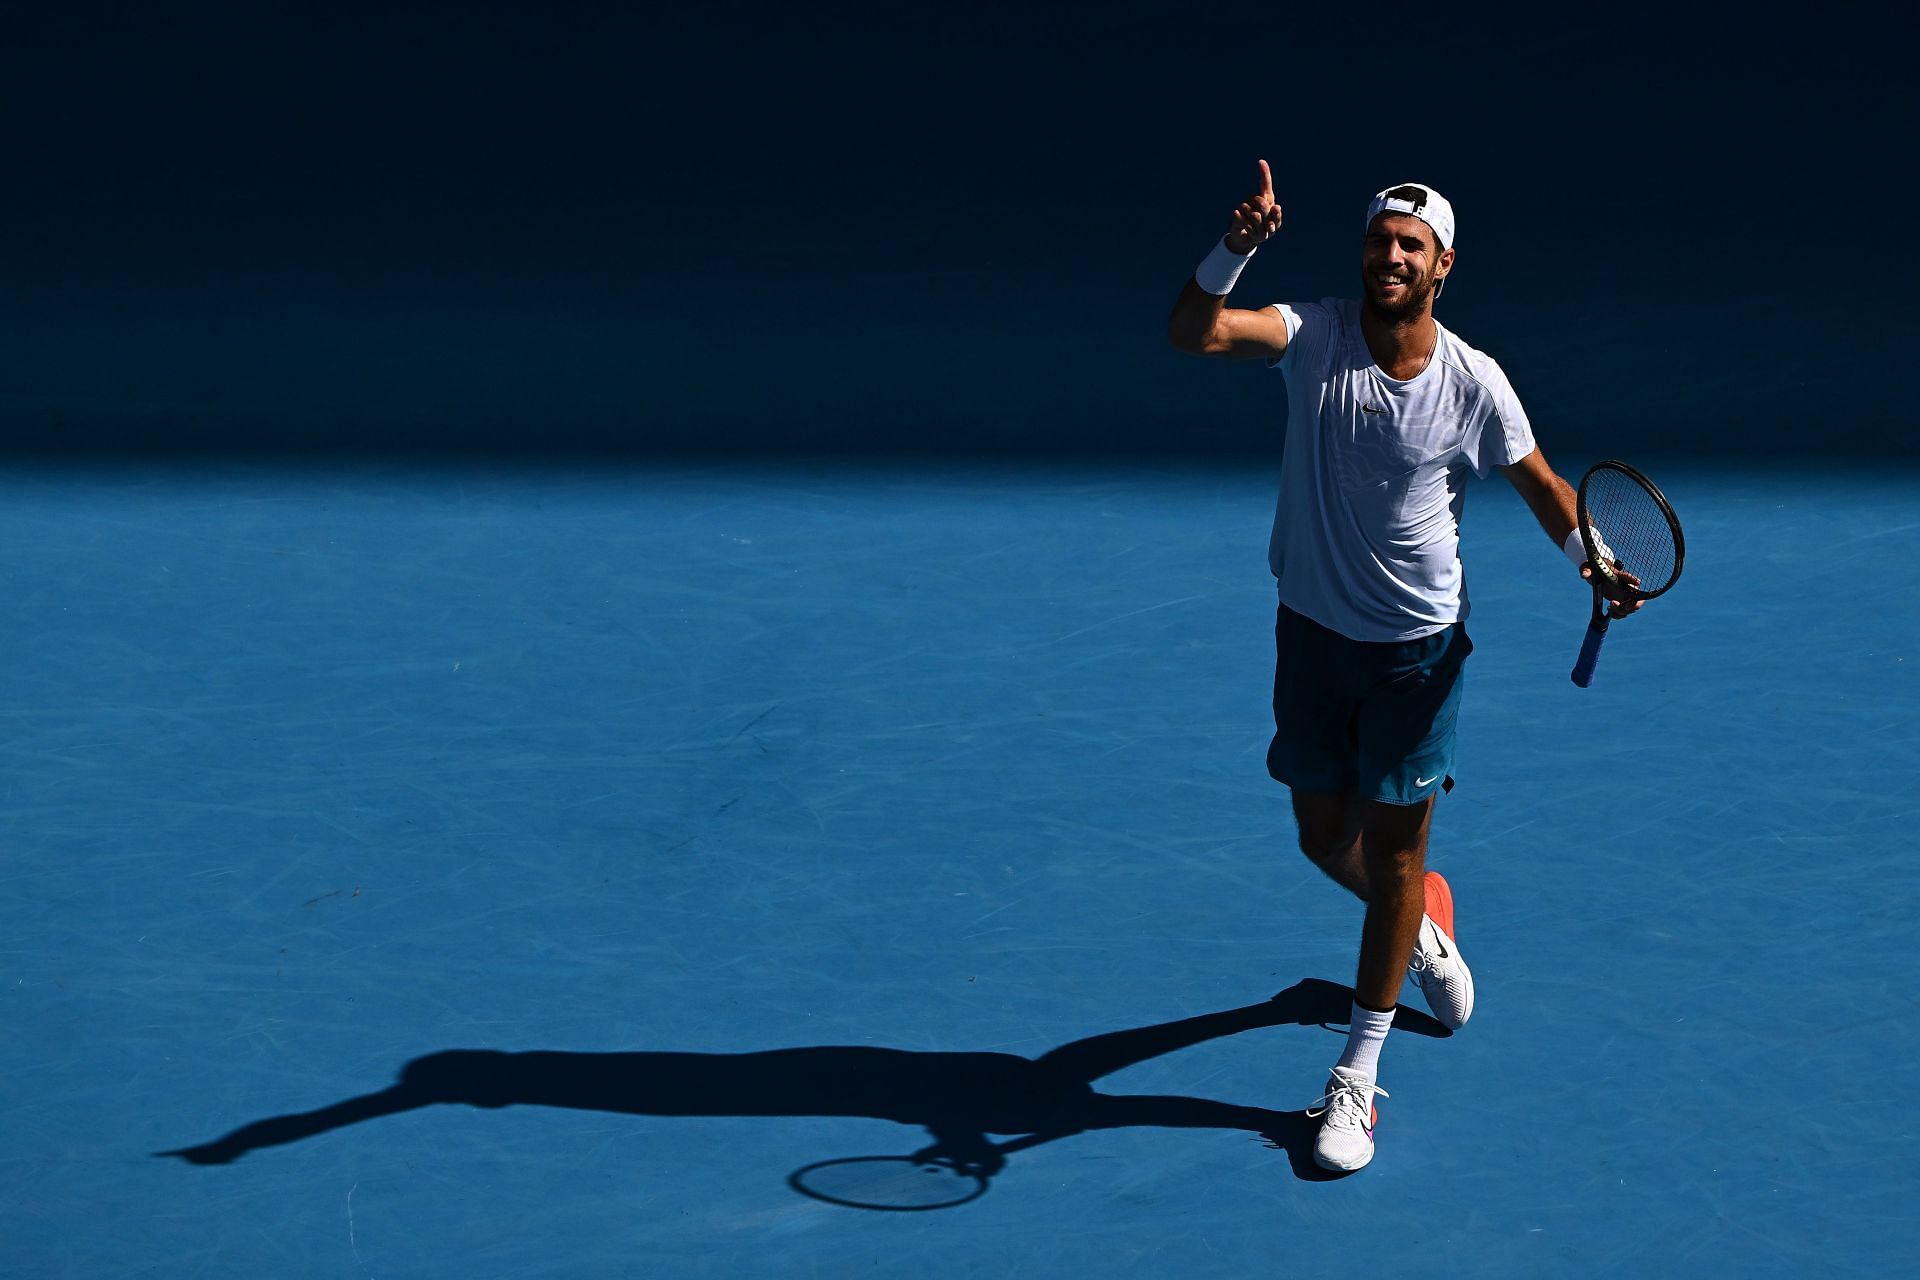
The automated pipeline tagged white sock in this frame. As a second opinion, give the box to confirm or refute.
[1335,1001,1394,1082]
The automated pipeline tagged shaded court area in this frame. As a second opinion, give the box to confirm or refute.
[4,462,1915,1277]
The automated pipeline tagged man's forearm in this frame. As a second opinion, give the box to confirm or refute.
[1504,449,1579,547]
[1525,469,1578,545]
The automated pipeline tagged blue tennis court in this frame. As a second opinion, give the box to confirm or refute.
[4,460,1915,1277]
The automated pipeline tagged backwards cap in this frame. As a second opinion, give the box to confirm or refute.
[1365,183,1455,250]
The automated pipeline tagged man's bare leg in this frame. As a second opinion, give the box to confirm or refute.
[1287,790,1433,1004]
[1292,792,1435,1172]
[1288,789,1368,899]
[1352,796,1433,1011]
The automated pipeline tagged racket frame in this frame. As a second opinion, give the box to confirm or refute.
[1576,459,1686,602]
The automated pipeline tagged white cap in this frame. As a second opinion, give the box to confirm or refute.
[1365,183,1455,250]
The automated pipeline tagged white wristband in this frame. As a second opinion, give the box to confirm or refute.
[1561,528,1586,568]
[1194,237,1253,295]
[1564,527,1615,569]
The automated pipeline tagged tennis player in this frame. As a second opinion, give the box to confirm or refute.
[1167,163,1636,1172]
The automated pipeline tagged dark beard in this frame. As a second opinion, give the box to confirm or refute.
[1360,267,1435,324]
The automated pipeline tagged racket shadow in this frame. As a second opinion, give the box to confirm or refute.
[156,978,1448,1196]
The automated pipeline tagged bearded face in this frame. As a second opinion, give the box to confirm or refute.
[1360,214,1450,322]
[1361,258,1438,319]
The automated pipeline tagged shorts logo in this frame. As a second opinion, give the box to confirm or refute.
[1415,775,1440,787]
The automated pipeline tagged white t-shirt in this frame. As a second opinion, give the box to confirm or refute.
[1267,297,1536,642]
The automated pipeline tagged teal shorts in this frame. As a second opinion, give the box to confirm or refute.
[1266,602,1473,806]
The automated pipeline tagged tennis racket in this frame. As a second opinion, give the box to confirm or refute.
[1569,460,1685,688]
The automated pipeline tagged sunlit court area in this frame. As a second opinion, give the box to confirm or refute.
[5,3,1917,1277]
[7,461,1915,1276]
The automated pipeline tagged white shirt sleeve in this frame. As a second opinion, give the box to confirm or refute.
[1462,359,1536,477]
[1266,301,1325,372]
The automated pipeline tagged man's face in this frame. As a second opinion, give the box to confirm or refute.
[1360,213,1454,319]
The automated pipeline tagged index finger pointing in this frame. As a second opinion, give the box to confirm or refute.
[1256,159,1273,199]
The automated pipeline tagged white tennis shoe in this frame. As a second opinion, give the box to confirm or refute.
[1407,870,1474,1029]
[1309,1066,1386,1172]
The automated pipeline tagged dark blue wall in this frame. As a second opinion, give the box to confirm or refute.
[1,2,1903,459]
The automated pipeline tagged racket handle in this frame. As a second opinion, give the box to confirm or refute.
[1570,619,1607,688]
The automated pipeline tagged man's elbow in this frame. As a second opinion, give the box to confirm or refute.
[1166,318,1214,356]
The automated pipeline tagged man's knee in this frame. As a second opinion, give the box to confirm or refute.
[1360,840,1426,888]
[1291,794,1361,863]
[1296,825,1355,864]
[1357,798,1432,884]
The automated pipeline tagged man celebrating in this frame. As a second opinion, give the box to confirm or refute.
[1167,163,1630,1173]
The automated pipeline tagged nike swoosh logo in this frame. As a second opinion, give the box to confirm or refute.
[1360,404,1385,414]
[1416,775,1439,787]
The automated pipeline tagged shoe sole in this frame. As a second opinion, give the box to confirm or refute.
[1313,1149,1374,1172]
[1415,870,1472,1029]
[1423,870,1455,941]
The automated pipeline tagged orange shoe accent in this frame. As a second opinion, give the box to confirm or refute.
[1423,870,1456,941]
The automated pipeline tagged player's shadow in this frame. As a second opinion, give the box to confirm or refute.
[157,979,1447,1194]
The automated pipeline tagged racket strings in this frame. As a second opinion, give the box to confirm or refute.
[1582,470,1679,595]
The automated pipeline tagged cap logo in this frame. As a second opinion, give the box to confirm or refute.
[1383,185,1428,212]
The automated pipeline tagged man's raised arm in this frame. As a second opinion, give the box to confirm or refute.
[1166,159,1293,361]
